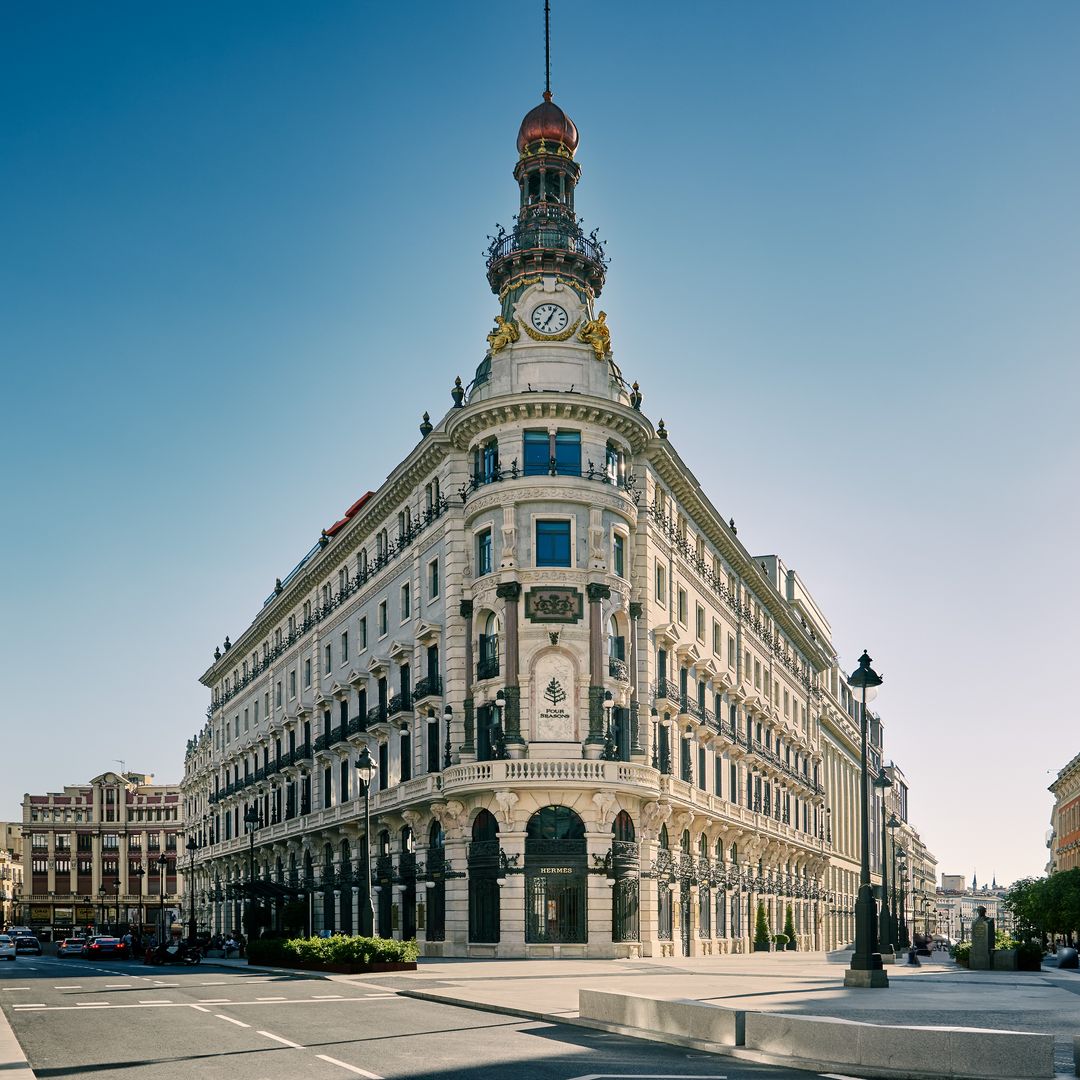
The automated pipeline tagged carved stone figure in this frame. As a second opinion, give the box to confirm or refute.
[592,790,617,827]
[486,314,520,355]
[578,310,611,359]
[494,790,519,826]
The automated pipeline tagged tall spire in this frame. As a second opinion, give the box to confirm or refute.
[544,0,551,97]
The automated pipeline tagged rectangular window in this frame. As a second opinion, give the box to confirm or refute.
[339,758,350,802]
[304,658,312,688]
[477,529,493,576]
[695,603,705,641]
[677,587,688,625]
[783,689,790,717]
[324,644,331,676]
[254,700,259,724]
[536,519,572,567]
[712,620,721,655]
[655,562,666,603]
[428,558,439,599]
[359,617,367,650]
[378,742,388,791]
[427,719,441,773]
[554,430,581,476]
[244,707,249,731]
[401,582,411,620]
[400,731,412,783]
[698,746,706,791]
[323,766,332,808]
[523,430,549,475]
[754,659,761,689]
[728,635,736,668]
[613,533,625,578]
[714,754,723,797]
[474,439,499,483]
[341,631,348,664]
[289,670,297,698]
[378,601,388,637]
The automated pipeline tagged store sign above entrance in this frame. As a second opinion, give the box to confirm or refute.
[525,587,583,624]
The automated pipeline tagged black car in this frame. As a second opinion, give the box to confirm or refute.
[85,936,127,959]
[13,935,42,955]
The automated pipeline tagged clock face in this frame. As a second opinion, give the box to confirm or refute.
[531,303,569,334]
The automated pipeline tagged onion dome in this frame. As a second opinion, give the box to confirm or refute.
[517,91,579,155]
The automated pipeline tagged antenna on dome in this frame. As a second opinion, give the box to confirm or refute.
[544,0,551,99]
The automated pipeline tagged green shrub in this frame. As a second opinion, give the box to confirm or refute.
[1016,939,1042,971]
[753,903,771,950]
[950,941,971,967]
[773,933,789,946]
[246,935,418,967]
[783,904,798,951]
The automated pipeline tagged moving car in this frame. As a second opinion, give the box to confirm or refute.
[13,934,42,955]
[0,934,15,960]
[57,937,87,958]
[85,936,127,959]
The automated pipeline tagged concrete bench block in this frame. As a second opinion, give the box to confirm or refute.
[744,1010,1054,1078]
[578,989,743,1046]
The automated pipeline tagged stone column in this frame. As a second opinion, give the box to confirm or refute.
[461,601,475,756]
[499,830,526,956]
[495,583,523,749]
[629,601,643,753]
[586,828,616,959]
[586,583,611,747]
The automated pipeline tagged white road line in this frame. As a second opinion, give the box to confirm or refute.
[257,1030,304,1049]
[12,1004,45,1009]
[1,988,31,991]
[311,994,344,999]
[105,983,132,988]
[200,980,227,985]
[189,1005,211,1013]
[362,994,396,999]
[139,999,172,1004]
[53,985,82,989]
[75,1002,111,1007]
[256,996,287,1001]
[316,1055,383,1079]
[215,1014,249,1028]
[197,998,231,1003]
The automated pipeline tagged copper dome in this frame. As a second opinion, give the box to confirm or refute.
[516,92,579,155]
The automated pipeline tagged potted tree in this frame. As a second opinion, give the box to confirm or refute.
[754,903,771,952]
[784,905,798,951]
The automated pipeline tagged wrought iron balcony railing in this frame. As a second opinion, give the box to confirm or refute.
[608,658,629,683]
[476,657,500,682]
[413,675,442,700]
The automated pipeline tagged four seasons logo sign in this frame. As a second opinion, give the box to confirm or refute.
[533,653,575,741]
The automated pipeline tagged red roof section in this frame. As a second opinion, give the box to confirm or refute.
[326,491,375,538]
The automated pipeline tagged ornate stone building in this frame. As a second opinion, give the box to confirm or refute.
[1047,751,1080,873]
[182,87,919,958]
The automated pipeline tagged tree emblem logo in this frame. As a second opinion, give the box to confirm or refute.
[544,678,566,707]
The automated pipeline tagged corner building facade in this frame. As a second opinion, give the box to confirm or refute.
[185,93,867,958]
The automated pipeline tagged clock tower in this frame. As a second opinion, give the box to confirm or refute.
[472,90,626,405]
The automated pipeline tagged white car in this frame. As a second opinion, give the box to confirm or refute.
[0,934,16,960]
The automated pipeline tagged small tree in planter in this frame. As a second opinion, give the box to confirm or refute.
[784,905,798,951]
[754,903,771,951]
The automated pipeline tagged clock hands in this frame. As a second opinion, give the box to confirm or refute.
[541,308,557,330]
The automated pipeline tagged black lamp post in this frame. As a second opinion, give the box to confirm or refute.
[355,746,378,936]
[650,707,659,770]
[844,650,888,988]
[157,852,168,942]
[600,691,618,760]
[131,866,145,937]
[97,885,106,934]
[898,856,910,948]
[243,806,260,939]
[112,878,121,933]
[887,817,901,947]
[873,770,894,955]
[185,836,199,942]
[442,705,453,770]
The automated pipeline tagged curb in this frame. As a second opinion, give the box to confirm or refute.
[0,1006,35,1076]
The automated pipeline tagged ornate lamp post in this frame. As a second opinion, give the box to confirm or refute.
[600,690,618,760]
[355,746,378,936]
[442,705,453,769]
[243,806,260,939]
[131,866,145,937]
[112,878,121,933]
[873,770,894,956]
[185,836,200,942]
[97,885,106,934]
[898,855,909,948]
[156,852,168,942]
[886,816,901,947]
[844,650,888,988]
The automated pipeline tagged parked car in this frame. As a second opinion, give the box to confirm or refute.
[57,937,87,958]
[0,934,16,960]
[85,936,127,959]
[13,935,42,955]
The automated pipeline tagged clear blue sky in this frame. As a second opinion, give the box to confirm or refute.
[2,1,1078,887]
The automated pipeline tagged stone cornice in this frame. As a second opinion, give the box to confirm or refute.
[445,391,653,454]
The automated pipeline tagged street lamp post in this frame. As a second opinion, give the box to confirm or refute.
[131,866,145,938]
[887,817,901,948]
[873,770,894,957]
[442,705,453,770]
[186,836,199,943]
[844,650,888,988]
[898,859,909,948]
[112,879,121,933]
[243,806,260,941]
[97,885,106,934]
[355,746,378,937]
[157,853,168,943]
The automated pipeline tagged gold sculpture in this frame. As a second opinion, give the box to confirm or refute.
[578,310,612,360]
[486,314,520,355]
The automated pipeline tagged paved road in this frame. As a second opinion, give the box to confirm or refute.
[1,955,830,1080]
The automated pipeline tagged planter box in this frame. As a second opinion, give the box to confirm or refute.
[249,957,416,974]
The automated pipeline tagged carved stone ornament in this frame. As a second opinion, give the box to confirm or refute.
[525,587,583,624]
[401,808,427,834]
[486,314,520,355]
[494,790,520,826]
[578,310,612,360]
[592,790,617,828]
[640,799,673,841]
[430,800,467,835]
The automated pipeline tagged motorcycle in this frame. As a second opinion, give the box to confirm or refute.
[144,940,202,966]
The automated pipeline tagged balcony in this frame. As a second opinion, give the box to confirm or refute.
[388,692,412,717]
[413,675,443,701]
[476,657,499,682]
[367,704,389,727]
[347,714,366,737]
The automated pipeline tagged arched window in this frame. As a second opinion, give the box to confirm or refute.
[378,829,391,856]
[730,842,739,864]
[400,825,414,853]
[659,825,670,850]
[429,819,444,851]
[715,839,725,864]
[681,829,691,853]
[608,616,625,662]
[526,805,585,841]
[613,810,635,842]
[698,835,708,860]
[472,809,499,843]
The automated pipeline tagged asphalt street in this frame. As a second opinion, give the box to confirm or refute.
[0,954,839,1080]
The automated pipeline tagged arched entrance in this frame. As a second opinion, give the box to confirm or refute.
[399,826,416,940]
[468,810,500,943]
[375,830,393,936]
[611,810,639,943]
[321,843,335,934]
[525,806,587,944]
[679,829,691,956]
[427,820,445,941]
[657,825,673,943]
